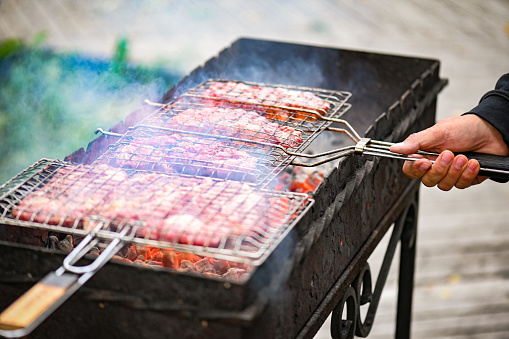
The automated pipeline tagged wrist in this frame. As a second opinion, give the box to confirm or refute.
[467,114,509,156]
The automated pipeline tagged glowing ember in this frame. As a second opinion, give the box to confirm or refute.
[108,245,251,281]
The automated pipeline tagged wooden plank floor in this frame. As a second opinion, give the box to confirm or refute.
[1,1,509,338]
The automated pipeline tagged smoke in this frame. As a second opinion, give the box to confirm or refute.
[222,53,326,87]
[0,38,181,184]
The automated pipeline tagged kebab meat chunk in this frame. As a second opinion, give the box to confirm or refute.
[97,132,261,180]
[199,81,331,113]
[159,106,303,148]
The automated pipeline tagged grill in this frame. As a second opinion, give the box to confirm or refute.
[0,38,447,339]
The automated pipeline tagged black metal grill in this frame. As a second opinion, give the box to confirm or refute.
[0,38,447,339]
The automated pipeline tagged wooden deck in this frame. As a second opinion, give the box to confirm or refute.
[1,0,509,338]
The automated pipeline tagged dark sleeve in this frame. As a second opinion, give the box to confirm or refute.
[464,74,509,182]
[466,73,509,147]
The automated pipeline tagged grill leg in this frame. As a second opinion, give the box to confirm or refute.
[395,194,418,339]
[328,190,419,339]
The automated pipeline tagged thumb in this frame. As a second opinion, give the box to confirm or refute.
[390,125,447,155]
[390,133,423,154]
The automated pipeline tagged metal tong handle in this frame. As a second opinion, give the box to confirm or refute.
[0,227,129,338]
[359,139,509,181]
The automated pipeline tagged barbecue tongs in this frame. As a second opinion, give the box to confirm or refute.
[129,98,509,182]
[285,117,509,182]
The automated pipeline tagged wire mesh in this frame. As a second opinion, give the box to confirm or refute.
[0,159,313,264]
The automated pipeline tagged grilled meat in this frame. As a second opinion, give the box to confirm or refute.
[161,106,303,148]
[99,132,260,180]
[199,81,330,112]
[12,164,288,248]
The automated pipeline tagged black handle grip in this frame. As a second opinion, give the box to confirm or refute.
[457,152,509,181]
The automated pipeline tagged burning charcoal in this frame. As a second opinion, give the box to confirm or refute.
[289,167,324,193]
[136,245,149,260]
[88,246,100,256]
[44,235,59,250]
[43,234,73,253]
[178,260,198,273]
[119,245,129,257]
[72,236,85,247]
[222,268,246,281]
[133,259,149,266]
[127,246,138,261]
[272,171,291,191]
[178,252,201,263]
[211,259,230,275]
[111,255,132,264]
[162,250,179,270]
[151,250,163,262]
[195,258,215,273]
[119,244,138,261]
[56,235,74,253]
[136,254,146,261]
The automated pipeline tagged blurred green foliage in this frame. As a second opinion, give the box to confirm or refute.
[0,37,181,184]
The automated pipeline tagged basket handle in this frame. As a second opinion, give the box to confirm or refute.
[0,233,126,338]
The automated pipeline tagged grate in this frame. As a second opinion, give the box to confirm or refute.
[95,125,295,186]
[95,79,352,187]
[0,159,313,265]
[146,79,351,142]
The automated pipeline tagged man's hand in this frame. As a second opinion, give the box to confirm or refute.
[389,114,509,191]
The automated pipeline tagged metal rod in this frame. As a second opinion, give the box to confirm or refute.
[62,228,129,275]
[366,140,439,157]
[95,128,123,138]
[291,149,356,167]
[326,127,361,143]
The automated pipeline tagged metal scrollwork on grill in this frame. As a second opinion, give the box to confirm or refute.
[330,198,418,339]
[330,263,373,339]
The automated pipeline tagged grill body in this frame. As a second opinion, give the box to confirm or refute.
[0,38,445,338]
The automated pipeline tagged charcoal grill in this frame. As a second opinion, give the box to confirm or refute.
[0,38,448,338]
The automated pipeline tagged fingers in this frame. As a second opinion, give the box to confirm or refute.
[401,158,432,179]
[400,151,481,191]
[454,159,481,189]
[390,141,419,155]
[390,125,448,155]
[423,151,456,190]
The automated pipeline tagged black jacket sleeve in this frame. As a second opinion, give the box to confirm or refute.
[465,73,509,182]
[467,73,509,147]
